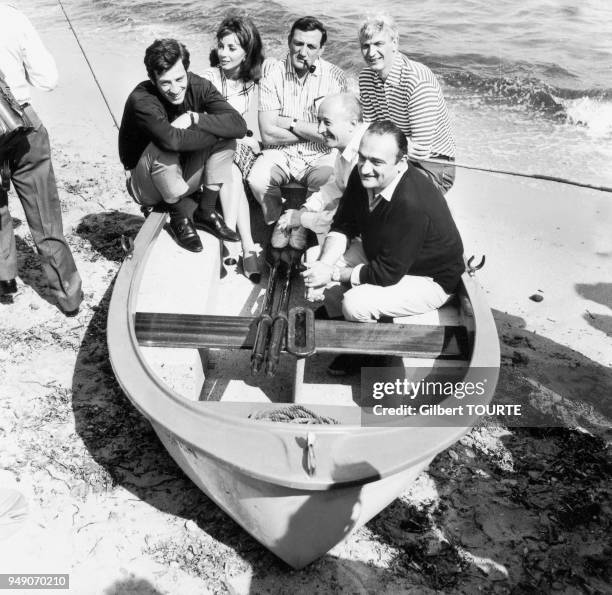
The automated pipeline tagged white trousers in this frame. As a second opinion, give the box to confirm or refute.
[307,239,452,322]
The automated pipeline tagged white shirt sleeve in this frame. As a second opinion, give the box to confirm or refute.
[19,11,58,92]
[303,150,344,212]
[303,172,342,213]
[350,264,364,286]
[299,209,336,235]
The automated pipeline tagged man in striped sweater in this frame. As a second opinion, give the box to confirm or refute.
[358,14,456,194]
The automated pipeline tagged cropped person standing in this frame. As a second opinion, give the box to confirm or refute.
[247,16,347,249]
[0,3,82,315]
[358,14,456,194]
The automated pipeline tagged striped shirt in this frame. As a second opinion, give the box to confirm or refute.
[259,54,347,171]
[359,53,455,160]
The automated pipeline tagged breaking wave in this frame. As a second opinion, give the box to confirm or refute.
[440,67,612,133]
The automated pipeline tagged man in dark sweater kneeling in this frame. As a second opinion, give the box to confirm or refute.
[119,39,247,252]
[302,120,465,374]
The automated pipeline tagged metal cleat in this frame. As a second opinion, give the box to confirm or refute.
[467,255,486,276]
[121,234,134,259]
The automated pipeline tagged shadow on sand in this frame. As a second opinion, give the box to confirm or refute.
[575,282,612,338]
[6,231,55,307]
[70,210,294,574]
[363,309,611,592]
[102,577,164,595]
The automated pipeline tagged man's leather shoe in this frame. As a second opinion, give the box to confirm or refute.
[60,290,84,317]
[169,217,203,252]
[0,279,17,295]
[193,210,240,242]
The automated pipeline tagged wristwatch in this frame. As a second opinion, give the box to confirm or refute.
[289,118,298,133]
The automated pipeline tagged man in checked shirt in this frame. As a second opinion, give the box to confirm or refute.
[247,16,347,250]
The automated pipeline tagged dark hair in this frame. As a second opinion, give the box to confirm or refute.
[365,120,408,161]
[289,16,327,47]
[144,39,190,81]
[209,16,265,83]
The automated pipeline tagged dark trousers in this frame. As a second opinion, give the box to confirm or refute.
[412,156,456,195]
[0,107,82,311]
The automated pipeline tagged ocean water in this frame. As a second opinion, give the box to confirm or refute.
[26,0,612,187]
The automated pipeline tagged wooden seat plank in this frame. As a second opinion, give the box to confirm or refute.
[313,320,468,359]
[135,312,469,360]
[136,313,257,349]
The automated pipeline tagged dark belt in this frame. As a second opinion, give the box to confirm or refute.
[430,153,455,162]
[20,104,41,128]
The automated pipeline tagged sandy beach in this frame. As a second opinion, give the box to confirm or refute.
[0,6,611,594]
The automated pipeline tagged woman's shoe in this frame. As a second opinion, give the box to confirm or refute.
[241,251,261,284]
[223,241,240,266]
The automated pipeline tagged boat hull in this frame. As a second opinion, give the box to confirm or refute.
[108,212,500,567]
[155,423,431,568]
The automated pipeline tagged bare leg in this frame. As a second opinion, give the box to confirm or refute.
[216,165,258,256]
[232,166,256,253]
[215,178,238,229]
[224,165,260,281]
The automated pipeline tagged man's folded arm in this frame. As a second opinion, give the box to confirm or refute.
[132,98,220,153]
[256,69,295,145]
[258,109,301,145]
[194,84,247,139]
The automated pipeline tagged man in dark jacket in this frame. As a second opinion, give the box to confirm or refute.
[303,120,464,373]
[119,38,247,251]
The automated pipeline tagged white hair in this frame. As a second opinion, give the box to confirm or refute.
[358,13,399,44]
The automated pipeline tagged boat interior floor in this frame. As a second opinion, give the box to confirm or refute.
[135,228,469,407]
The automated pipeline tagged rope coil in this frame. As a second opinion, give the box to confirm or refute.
[249,405,339,425]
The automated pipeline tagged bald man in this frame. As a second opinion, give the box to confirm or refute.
[273,93,370,248]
